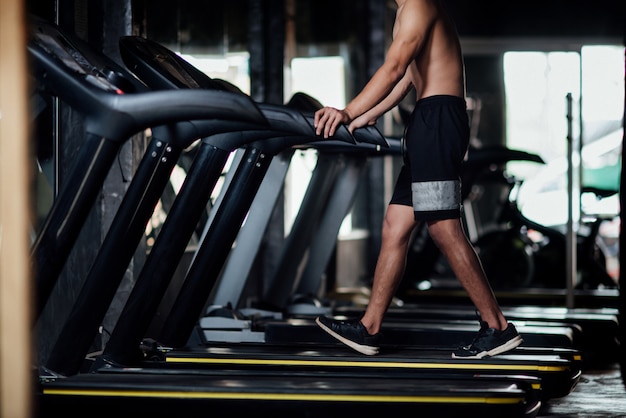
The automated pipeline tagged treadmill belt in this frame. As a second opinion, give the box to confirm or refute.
[260,317,579,349]
[154,342,580,400]
[38,366,541,418]
[333,303,620,364]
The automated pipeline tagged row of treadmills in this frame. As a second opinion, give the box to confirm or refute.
[30,15,620,418]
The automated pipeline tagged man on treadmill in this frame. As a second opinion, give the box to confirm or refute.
[313,0,523,358]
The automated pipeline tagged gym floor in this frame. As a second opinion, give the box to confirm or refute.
[537,363,625,417]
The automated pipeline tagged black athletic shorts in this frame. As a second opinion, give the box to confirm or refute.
[390,95,470,221]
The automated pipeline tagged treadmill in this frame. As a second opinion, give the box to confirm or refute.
[88,35,379,363]
[40,29,358,377]
[32,16,315,379]
[33,34,561,418]
[29,16,267,319]
[38,368,542,418]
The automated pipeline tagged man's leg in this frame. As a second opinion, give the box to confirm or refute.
[360,204,416,335]
[315,203,414,355]
[427,218,507,330]
[427,218,523,357]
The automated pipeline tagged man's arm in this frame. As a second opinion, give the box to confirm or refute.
[349,69,414,131]
[315,0,437,138]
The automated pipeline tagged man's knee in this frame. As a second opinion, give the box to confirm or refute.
[382,205,415,244]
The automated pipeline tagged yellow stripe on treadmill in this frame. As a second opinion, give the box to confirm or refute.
[166,357,568,372]
[42,389,524,404]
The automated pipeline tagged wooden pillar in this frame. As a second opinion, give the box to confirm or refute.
[0,0,33,416]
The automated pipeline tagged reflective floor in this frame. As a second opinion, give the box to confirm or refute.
[538,363,626,417]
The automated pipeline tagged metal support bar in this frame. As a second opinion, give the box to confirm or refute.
[565,92,576,308]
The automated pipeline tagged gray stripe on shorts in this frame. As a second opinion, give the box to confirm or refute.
[411,180,461,212]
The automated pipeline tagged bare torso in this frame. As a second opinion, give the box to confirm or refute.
[395,0,466,100]
[313,0,467,137]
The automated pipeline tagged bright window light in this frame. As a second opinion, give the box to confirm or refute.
[504,46,624,227]
[285,56,348,233]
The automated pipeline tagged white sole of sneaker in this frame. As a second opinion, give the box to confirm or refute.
[451,335,524,359]
[315,317,379,356]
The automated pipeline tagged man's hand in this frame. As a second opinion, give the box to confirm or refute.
[349,114,377,133]
[314,106,351,138]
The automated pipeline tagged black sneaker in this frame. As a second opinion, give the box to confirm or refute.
[315,316,381,355]
[452,321,523,359]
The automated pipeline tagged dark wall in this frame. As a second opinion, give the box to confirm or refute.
[131,0,248,53]
[117,1,625,51]
[447,0,624,40]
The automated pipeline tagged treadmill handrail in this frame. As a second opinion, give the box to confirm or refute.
[352,125,390,148]
[28,43,268,139]
[118,35,356,146]
[285,89,386,147]
[257,103,316,137]
[299,112,356,145]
